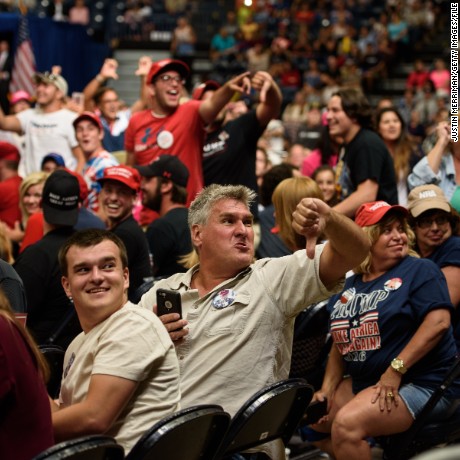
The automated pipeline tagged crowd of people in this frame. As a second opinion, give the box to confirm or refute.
[0,1,458,459]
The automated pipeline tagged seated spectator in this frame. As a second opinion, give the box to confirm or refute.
[272,176,324,251]
[296,104,324,152]
[430,58,450,98]
[52,229,180,451]
[307,201,459,460]
[285,143,308,170]
[282,89,309,142]
[137,155,191,278]
[139,183,369,458]
[41,152,66,173]
[405,59,430,93]
[0,287,54,459]
[3,171,48,252]
[312,165,340,207]
[414,79,438,127]
[246,40,272,74]
[301,127,340,178]
[255,145,271,188]
[14,170,82,349]
[256,163,297,259]
[97,165,152,299]
[19,169,106,254]
[407,185,460,316]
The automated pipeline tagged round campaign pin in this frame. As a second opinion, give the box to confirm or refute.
[157,130,174,149]
[340,287,355,304]
[212,289,237,309]
[384,278,402,291]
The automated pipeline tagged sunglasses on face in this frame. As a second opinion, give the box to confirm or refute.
[416,215,449,229]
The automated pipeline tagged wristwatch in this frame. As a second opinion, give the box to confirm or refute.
[391,357,407,374]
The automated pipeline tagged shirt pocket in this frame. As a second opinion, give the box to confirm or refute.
[204,292,251,337]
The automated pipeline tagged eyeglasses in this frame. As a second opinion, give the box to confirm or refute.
[416,215,449,229]
[156,74,185,85]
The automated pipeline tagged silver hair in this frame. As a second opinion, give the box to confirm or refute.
[188,184,256,228]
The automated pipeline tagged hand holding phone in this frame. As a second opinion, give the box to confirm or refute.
[156,289,182,318]
[302,398,328,426]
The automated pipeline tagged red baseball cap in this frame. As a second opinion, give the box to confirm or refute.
[0,142,20,162]
[355,201,408,227]
[192,80,221,100]
[97,165,141,192]
[73,111,103,131]
[147,59,190,84]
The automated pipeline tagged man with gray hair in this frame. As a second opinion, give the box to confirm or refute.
[0,70,84,175]
[139,183,370,458]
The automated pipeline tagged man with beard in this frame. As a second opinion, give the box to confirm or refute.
[97,165,152,300]
[137,155,191,278]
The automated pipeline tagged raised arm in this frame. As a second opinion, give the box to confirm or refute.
[198,71,251,125]
[251,71,282,128]
[0,105,22,133]
[292,197,370,289]
[83,58,119,111]
[426,121,451,175]
[332,179,379,218]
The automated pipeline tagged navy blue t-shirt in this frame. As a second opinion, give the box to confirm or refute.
[428,236,460,274]
[327,256,458,395]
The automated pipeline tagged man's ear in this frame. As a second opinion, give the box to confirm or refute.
[147,85,155,98]
[191,224,202,249]
[160,180,173,194]
[61,276,71,298]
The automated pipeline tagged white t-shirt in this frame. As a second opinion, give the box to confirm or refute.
[16,107,79,174]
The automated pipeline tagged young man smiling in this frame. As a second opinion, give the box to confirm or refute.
[52,229,180,452]
[97,165,152,300]
[73,111,119,213]
[125,58,251,209]
[327,88,397,217]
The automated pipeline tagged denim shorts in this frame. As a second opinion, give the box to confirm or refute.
[398,383,457,421]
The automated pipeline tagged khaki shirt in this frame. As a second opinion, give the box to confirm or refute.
[139,245,343,415]
[59,302,181,452]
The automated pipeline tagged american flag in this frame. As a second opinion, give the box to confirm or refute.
[9,15,36,96]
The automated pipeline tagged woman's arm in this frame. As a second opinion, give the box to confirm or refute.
[373,308,451,410]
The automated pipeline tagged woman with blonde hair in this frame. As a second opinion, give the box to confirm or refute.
[272,176,323,252]
[307,201,459,460]
[0,287,54,458]
[3,171,48,248]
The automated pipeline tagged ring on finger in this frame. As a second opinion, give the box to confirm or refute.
[387,392,394,399]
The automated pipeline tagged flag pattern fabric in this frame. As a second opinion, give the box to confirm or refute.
[10,15,36,96]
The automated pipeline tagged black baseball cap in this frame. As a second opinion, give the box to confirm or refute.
[42,170,79,226]
[136,155,189,188]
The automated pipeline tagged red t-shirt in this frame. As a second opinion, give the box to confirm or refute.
[19,212,44,254]
[0,175,22,228]
[125,100,206,205]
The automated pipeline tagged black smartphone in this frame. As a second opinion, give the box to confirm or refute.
[302,399,328,425]
[156,289,182,318]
